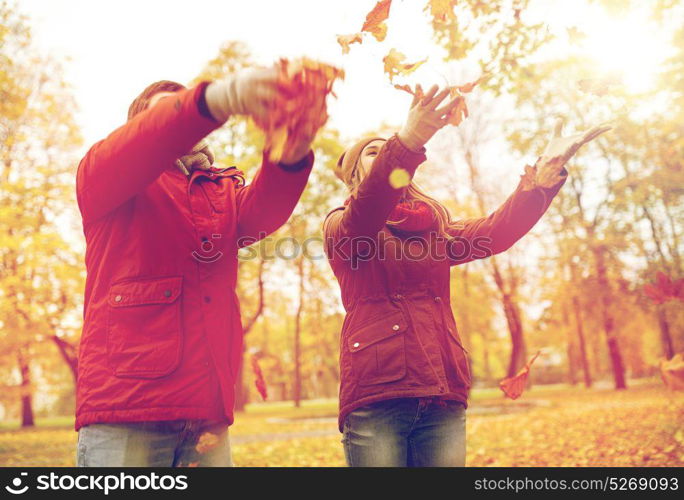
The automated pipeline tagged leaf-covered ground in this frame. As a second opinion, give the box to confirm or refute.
[0,383,682,467]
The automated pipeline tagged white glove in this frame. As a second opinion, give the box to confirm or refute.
[398,84,460,152]
[534,117,611,188]
[205,65,279,123]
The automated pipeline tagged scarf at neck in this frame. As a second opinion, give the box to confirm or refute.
[343,199,436,233]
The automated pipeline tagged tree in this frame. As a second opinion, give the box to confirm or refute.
[0,1,83,425]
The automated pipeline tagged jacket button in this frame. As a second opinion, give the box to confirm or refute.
[392,324,400,331]
[434,296,442,303]
[353,342,360,348]
[114,295,122,302]
[164,290,172,298]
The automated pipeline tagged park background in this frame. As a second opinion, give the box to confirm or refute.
[0,0,683,466]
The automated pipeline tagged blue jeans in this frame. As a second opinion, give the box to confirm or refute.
[342,397,466,467]
[77,419,232,467]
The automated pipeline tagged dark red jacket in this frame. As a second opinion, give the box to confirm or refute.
[75,82,313,431]
[323,135,565,431]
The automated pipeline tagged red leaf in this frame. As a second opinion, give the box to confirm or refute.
[361,0,392,41]
[644,272,684,304]
[499,351,541,400]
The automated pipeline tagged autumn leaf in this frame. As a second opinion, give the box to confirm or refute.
[195,432,220,454]
[499,351,541,400]
[252,355,268,401]
[383,49,427,83]
[361,0,392,41]
[425,0,456,23]
[644,272,684,304]
[455,74,488,93]
[337,33,364,54]
[519,163,538,191]
[254,58,344,163]
[660,353,684,390]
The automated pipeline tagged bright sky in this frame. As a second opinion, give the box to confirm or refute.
[18,0,676,158]
[19,0,451,153]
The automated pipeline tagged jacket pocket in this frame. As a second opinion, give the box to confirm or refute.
[106,275,183,379]
[446,326,472,389]
[347,313,408,386]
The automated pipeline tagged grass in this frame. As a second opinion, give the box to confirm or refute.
[0,382,682,467]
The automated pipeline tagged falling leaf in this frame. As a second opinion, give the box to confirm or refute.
[383,49,427,83]
[455,74,487,93]
[254,58,344,163]
[361,0,392,41]
[644,272,684,304]
[252,355,268,401]
[393,83,421,97]
[425,0,456,23]
[196,432,220,454]
[660,353,684,390]
[499,351,541,400]
[389,168,411,188]
[446,93,468,126]
[519,164,538,191]
[337,32,364,54]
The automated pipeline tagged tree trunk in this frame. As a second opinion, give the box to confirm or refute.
[593,245,627,389]
[51,335,78,382]
[502,291,526,378]
[234,259,266,412]
[18,349,34,428]
[293,257,305,408]
[657,307,675,360]
[571,295,592,387]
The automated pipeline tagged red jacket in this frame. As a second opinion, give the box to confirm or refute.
[323,135,565,431]
[75,82,313,431]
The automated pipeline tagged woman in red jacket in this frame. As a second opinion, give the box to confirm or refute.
[323,84,609,467]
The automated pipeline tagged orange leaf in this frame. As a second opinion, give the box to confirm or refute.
[499,351,541,400]
[361,0,392,41]
[425,0,456,23]
[337,32,364,54]
[446,95,468,126]
[660,353,684,390]
[195,432,220,454]
[455,74,487,93]
[254,58,344,163]
[383,49,427,83]
[519,164,538,191]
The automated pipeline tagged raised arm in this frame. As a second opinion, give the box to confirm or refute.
[236,150,315,246]
[447,116,611,265]
[447,172,566,265]
[76,83,220,224]
[325,84,460,244]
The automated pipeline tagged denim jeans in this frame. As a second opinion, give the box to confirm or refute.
[77,419,232,467]
[342,397,466,467]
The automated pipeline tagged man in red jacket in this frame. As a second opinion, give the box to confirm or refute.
[75,66,322,466]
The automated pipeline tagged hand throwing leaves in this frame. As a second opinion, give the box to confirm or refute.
[522,117,612,190]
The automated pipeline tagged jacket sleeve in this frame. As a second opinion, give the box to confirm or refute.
[323,134,427,255]
[76,82,221,225]
[235,150,314,247]
[446,169,567,266]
